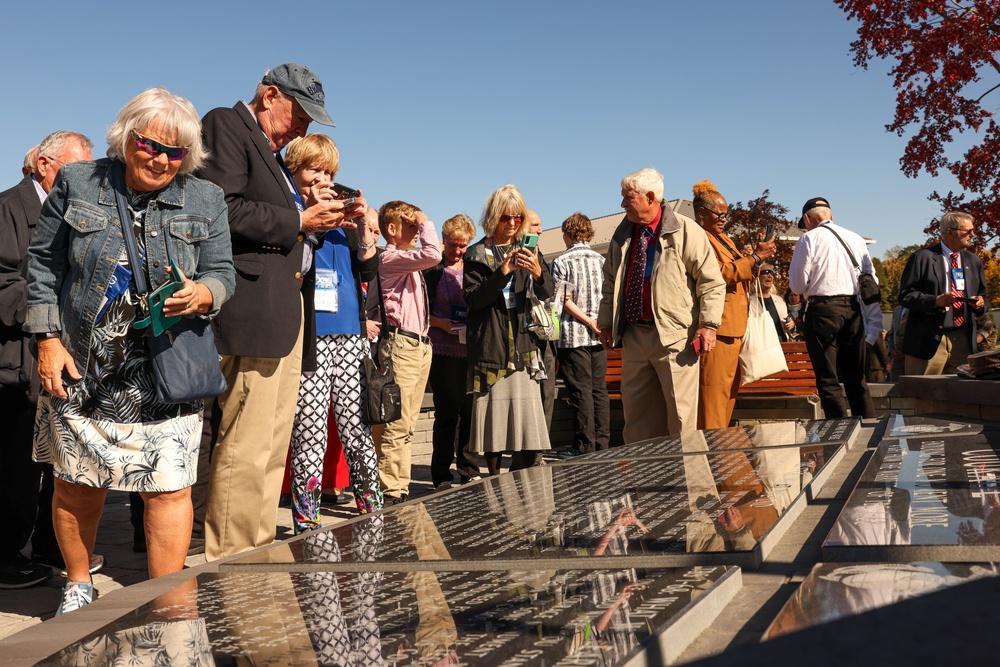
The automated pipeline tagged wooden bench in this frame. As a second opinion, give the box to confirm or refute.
[737,342,818,397]
[604,341,822,423]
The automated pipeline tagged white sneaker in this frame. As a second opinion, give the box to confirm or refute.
[55,581,94,616]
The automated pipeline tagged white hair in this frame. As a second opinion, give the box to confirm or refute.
[621,168,664,201]
[106,87,207,175]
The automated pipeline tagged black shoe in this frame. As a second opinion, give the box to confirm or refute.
[321,492,352,506]
[556,448,582,460]
[385,494,409,506]
[187,538,205,557]
[0,555,53,589]
[33,552,105,577]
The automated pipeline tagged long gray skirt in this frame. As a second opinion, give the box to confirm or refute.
[471,370,552,453]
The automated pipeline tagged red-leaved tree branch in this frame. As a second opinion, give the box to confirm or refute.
[836,0,1000,248]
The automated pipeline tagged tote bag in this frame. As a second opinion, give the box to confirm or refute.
[740,281,789,384]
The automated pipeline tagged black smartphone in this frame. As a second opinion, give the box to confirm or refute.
[331,183,360,200]
[764,223,776,242]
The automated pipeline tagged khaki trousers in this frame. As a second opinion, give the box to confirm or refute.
[904,327,973,376]
[698,334,743,430]
[205,315,304,561]
[621,324,700,444]
[377,331,432,499]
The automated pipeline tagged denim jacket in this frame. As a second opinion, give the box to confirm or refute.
[25,159,235,372]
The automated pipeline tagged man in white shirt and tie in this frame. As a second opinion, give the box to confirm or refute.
[789,197,877,419]
[898,211,988,375]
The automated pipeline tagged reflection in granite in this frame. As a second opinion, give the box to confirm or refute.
[572,418,860,461]
[229,445,841,567]
[882,414,984,440]
[825,434,1000,556]
[764,562,998,639]
[36,566,738,667]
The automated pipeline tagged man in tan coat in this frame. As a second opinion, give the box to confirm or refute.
[599,168,725,441]
[692,180,776,429]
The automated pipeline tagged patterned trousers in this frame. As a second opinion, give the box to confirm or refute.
[291,334,382,533]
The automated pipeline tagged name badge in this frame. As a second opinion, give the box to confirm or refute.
[97,263,133,323]
[315,268,339,313]
[502,281,515,310]
[952,267,965,292]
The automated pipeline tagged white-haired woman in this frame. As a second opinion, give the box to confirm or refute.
[463,185,554,475]
[26,87,234,614]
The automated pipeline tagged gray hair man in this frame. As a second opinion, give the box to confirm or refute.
[196,63,371,560]
[0,131,93,588]
[899,211,989,375]
[21,145,38,177]
[598,168,725,440]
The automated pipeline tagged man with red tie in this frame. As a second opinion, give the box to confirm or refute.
[598,168,725,442]
[899,211,989,375]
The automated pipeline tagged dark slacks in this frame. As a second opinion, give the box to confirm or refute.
[0,384,50,558]
[803,298,876,419]
[557,345,611,453]
[428,354,479,486]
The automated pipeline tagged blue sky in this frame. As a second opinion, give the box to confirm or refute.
[1,1,968,255]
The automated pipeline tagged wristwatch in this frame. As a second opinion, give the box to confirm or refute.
[35,332,60,341]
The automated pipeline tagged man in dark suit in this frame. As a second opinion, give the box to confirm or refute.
[197,63,366,560]
[899,211,989,375]
[0,132,92,587]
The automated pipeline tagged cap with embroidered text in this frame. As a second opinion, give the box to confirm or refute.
[261,63,335,127]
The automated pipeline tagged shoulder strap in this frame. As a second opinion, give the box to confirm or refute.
[109,161,150,296]
[822,225,862,272]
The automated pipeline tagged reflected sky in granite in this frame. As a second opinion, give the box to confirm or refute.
[36,566,738,667]
[764,562,999,640]
[230,444,842,567]
[825,434,1000,552]
[571,418,860,462]
[882,414,984,440]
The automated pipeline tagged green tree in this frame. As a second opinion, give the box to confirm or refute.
[878,243,925,310]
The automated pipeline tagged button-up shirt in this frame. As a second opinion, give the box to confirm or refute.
[379,222,442,336]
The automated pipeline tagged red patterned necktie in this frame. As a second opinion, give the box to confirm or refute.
[951,252,965,327]
[625,228,650,323]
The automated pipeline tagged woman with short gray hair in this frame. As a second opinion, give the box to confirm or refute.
[26,87,234,615]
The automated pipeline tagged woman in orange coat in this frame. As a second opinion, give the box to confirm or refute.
[693,180,776,429]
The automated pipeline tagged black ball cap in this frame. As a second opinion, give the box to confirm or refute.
[799,197,830,230]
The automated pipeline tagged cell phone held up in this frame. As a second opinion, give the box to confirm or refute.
[520,233,539,251]
[331,183,360,208]
[763,223,776,242]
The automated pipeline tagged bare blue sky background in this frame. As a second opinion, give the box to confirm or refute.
[1,1,971,255]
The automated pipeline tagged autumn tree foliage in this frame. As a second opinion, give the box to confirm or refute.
[725,190,797,292]
[835,0,1000,247]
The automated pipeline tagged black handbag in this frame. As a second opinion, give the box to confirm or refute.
[110,162,228,403]
[362,273,402,425]
[824,225,881,305]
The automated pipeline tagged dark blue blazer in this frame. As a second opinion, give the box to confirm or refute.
[898,243,988,360]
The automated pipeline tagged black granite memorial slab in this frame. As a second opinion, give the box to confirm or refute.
[35,566,741,667]
[227,444,843,570]
[823,432,1000,561]
[763,561,998,640]
[569,418,860,462]
[882,414,984,440]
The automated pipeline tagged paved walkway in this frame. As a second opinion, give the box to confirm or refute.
[0,438,438,644]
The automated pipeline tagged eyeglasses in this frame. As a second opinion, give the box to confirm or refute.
[760,270,775,276]
[700,207,728,220]
[499,214,523,223]
[40,155,64,167]
[132,130,189,161]
[953,227,975,236]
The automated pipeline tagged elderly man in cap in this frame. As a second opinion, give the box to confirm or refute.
[899,211,989,375]
[197,63,368,559]
[598,168,725,441]
[788,197,876,418]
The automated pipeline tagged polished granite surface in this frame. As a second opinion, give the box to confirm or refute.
[228,444,842,568]
[824,432,1000,559]
[36,566,739,667]
[569,418,860,462]
[764,561,998,640]
[882,414,985,440]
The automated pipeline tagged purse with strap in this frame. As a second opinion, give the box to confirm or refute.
[362,273,403,425]
[110,161,228,404]
[823,225,881,305]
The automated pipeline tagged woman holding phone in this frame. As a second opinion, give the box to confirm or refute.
[463,185,554,475]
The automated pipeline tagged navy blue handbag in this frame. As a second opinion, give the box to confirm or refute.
[111,161,227,403]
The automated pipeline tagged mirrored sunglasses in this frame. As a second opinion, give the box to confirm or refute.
[132,130,189,161]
